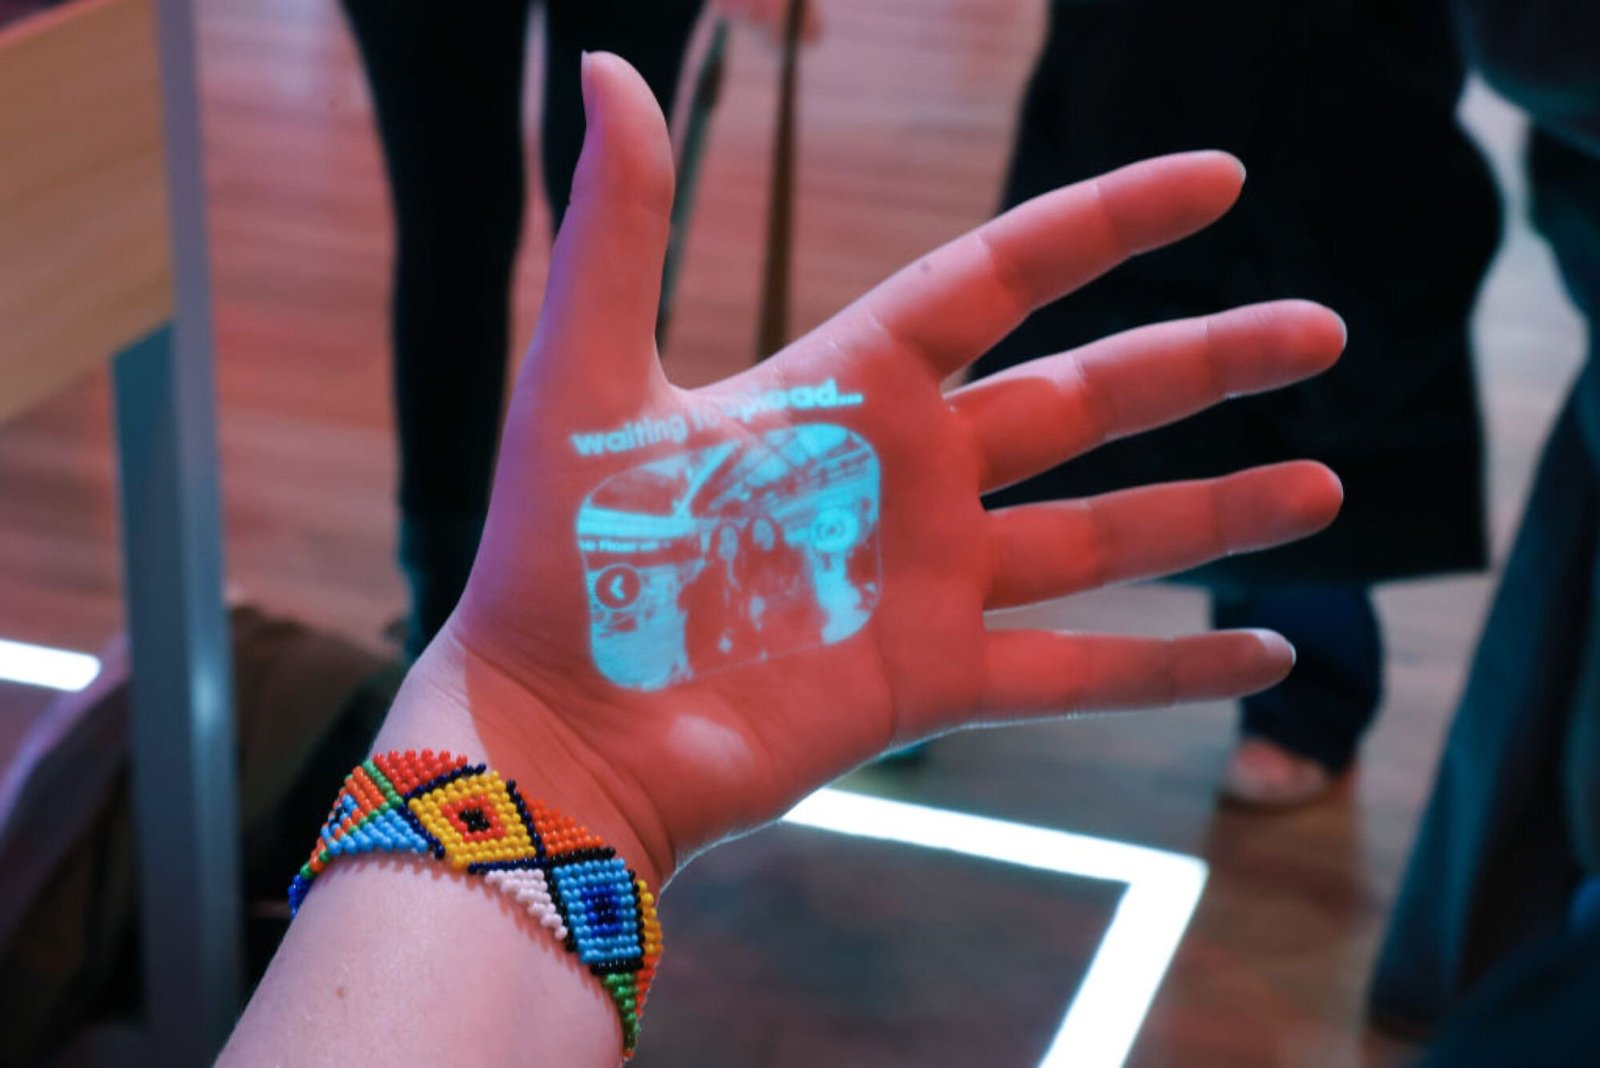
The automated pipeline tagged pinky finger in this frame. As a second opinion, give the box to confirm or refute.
[977,629,1294,722]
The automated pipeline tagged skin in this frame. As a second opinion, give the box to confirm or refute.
[716,524,740,562]
[223,52,1345,1066]
[714,0,825,44]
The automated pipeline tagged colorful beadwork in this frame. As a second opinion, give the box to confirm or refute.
[289,749,662,1057]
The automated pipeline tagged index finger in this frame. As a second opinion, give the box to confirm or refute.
[834,151,1246,379]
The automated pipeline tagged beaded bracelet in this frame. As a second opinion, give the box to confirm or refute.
[288,749,663,1058]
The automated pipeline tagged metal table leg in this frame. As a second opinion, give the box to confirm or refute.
[110,0,241,1061]
[113,324,239,1066]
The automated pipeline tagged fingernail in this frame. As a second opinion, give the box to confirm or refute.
[580,51,595,117]
[1250,628,1295,667]
[1333,310,1348,347]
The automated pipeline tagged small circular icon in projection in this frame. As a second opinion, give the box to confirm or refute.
[811,507,860,554]
[595,564,642,609]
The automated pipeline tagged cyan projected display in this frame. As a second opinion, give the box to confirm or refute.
[578,424,882,690]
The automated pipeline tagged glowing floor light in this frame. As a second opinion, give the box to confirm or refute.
[782,787,1207,1068]
[0,637,101,691]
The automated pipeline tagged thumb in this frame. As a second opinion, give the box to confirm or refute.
[526,52,675,407]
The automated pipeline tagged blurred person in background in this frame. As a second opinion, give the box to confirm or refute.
[340,1,816,660]
[1371,0,1600,1050]
[973,0,1500,807]
[339,0,701,660]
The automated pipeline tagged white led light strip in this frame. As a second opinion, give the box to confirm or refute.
[782,787,1207,1068]
[0,637,101,692]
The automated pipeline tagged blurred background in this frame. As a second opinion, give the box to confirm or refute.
[0,0,1587,1064]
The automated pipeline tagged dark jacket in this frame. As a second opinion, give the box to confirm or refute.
[974,0,1501,590]
[1368,0,1600,1035]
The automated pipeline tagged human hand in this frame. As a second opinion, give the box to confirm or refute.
[380,53,1345,891]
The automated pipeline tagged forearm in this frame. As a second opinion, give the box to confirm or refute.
[222,850,622,1066]
[221,636,660,1066]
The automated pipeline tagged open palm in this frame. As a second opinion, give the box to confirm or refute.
[421,54,1345,886]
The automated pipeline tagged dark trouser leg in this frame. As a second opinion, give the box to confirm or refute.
[1370,381,1598,1032]
[340,0,534,657]
[541,0,706,233]
[1416,913,1600,1067]
[343,0,705,658]
[1527,131,1600,885]
[1211,585,1383,773]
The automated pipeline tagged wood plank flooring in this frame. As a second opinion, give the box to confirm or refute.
[0,1,1588,1064]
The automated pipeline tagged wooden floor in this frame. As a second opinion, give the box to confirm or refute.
[0,1,1589,1064]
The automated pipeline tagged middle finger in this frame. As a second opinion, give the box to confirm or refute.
[984,461,1342,609]
[948,300,1344,494]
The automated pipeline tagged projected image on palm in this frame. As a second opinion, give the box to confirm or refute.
[578,424,882,689]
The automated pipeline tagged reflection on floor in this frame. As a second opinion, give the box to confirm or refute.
[645,819,1120,1067]
[0,0,1588,1064]
[777,788,1207,1068]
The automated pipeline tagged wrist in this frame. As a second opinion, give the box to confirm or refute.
[374,626,673,890]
